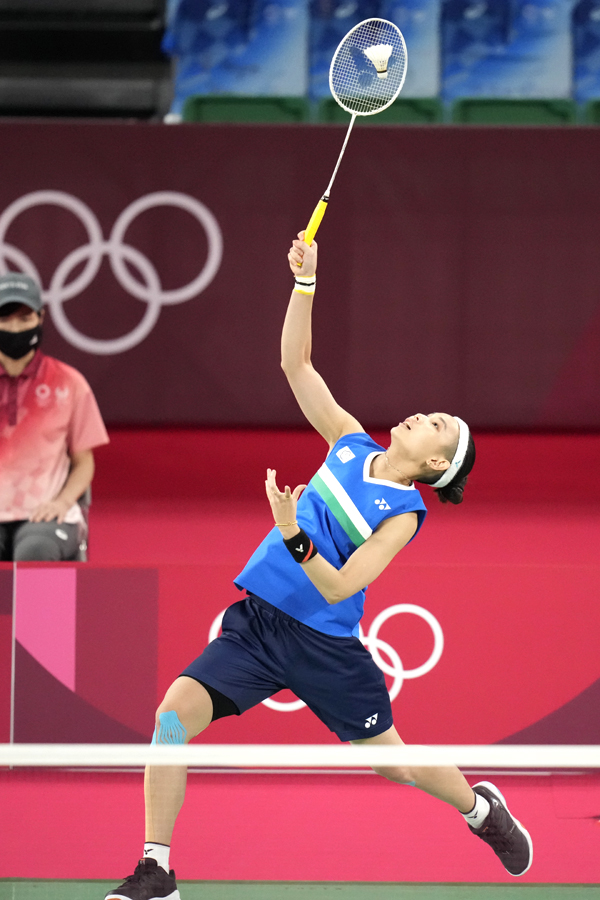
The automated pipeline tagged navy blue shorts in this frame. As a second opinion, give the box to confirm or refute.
[180,593,393,742]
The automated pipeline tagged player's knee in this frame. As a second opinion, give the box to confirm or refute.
[13,535,60,561]
[372,764,416,786]
[152,708,189,745]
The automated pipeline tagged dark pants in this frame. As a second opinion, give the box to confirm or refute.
[0,520,80,561]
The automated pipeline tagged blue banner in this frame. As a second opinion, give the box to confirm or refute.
[441,0,575,100]
[164,0,309,111]
[382,0,441,95]
[309,0,440,98]
[573,0,600,101]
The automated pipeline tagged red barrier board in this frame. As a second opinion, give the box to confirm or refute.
[2,770,600,883]
[3,560,600,746]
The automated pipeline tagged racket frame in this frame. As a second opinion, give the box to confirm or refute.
[304,18,407,246]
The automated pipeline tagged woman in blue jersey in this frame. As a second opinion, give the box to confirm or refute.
[106,235,531,900]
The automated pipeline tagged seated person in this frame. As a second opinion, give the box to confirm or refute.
[0,272,109,561]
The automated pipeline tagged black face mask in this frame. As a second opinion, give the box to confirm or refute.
[0,324,43,360]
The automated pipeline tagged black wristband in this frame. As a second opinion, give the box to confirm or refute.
[283,528,318,563]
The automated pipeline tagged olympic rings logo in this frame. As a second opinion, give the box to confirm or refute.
[0,190,223,355]
[208,603,443,712]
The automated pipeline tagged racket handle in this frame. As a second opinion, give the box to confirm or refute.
[304,197,329,246]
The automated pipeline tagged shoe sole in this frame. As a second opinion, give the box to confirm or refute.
[105,892,180,900]
[473,780,533,877]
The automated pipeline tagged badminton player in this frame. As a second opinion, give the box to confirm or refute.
[106,234,532,900]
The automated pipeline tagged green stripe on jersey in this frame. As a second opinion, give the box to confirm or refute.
[311,464,373,547]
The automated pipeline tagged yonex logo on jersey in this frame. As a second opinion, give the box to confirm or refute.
[336,446,355,463]
[365,714,378,728]
[375,498,391,510]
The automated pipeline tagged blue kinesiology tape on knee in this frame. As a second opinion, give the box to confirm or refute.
[151,710,187,745]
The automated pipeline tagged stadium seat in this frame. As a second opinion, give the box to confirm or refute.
[582,99,600,123]
[182,95,311,124]
[317,97,444,125]
[451,98,578,125]
[76,486,92,562]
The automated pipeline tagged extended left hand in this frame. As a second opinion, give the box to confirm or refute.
[265,469,306,534]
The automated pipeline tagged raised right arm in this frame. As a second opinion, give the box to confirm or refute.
[282,233,363,449]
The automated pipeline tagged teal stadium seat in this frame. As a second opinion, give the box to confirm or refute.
[317,97,443,125]
[451,98,577,125]
[582,100,600,123]
[182,95,310,124]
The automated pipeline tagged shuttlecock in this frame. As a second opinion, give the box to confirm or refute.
[364,43,393,78]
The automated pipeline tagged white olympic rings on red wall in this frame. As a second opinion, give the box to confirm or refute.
[207,603,444,712]
[0,190,223,355]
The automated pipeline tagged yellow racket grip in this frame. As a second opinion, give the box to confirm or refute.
[304,197,328,246]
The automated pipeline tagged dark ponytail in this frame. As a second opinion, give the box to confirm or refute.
[433,433,476,505]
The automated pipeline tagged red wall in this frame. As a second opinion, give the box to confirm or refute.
[1,122,600,428]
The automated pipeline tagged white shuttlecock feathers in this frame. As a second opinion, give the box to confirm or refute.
[363,43,394,78]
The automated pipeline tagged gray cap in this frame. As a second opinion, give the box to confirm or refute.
[0,273,43,313]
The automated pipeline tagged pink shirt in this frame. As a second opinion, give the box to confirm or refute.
[0,352,109,524]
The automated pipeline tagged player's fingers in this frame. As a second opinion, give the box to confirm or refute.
[266,469,280,495]
[284,486,291,498]
[292,484,307,501]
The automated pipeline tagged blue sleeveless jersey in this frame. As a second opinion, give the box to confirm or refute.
[234,432,427,637]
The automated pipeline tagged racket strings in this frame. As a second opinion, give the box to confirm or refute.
[330,19,407,116]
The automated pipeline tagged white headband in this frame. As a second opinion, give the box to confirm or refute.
[432,416,470,490]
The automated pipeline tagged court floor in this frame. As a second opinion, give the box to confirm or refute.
[1,883,600,900]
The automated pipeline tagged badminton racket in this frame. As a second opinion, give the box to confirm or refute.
[304,18,408,246]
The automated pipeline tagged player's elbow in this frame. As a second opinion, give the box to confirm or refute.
[324,585,351,605]
[281,353,312,376]
[281,358,303,380]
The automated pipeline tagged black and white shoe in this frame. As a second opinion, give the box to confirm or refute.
[105,858,180,900]
[468,781,533,876]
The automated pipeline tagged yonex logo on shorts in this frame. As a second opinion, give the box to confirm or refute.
[208,603,444,713]
[365,713,378,728]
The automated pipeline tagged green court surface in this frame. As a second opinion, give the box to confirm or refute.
[1,883,600,900]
